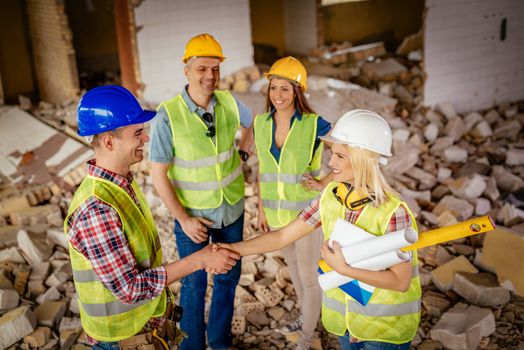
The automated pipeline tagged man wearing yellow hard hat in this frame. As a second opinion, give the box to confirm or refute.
[149,33,254,350]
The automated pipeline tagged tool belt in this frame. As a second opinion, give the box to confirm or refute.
[119,302,186,350]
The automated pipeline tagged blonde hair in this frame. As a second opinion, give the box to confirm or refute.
[346,146,398,206]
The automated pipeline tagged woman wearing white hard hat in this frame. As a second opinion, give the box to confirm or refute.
[255,56,332,349]
[222,109,420,350]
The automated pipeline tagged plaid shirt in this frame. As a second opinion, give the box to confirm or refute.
[67,160,167,344]
[299,193,412,233]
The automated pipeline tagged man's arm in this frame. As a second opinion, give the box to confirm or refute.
[238,122,253,155]
[222,218,315,256]
[151,162,212,243]
[235,96,254,155]
[68,202,168,304]
[165,244,240,284]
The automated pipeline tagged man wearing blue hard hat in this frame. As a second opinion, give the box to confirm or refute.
[149,34,254,350]
[65,85,240,349]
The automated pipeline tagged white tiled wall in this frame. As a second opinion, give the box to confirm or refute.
[284,0,318,55]
[134,0,254,104]
[424,0,524,113]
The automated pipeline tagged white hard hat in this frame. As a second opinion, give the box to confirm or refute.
[320,109,392,164]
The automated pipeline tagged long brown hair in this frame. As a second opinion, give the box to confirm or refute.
[264,78,317,115]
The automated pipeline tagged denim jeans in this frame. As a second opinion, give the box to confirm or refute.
[175,214,243,350]
[338,332,412,350]
[91,341,120,350]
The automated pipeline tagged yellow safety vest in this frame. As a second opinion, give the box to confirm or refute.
[255,112,322,228]
[64,175,166,342]
[160,90,244,209]
[319,182,421,343]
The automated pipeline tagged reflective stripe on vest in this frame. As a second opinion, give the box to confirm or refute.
[346,300,421,317]
[255,112,322,228]
[322,287,421,318]
[64,175,166,341]
[319,182,421,343]
[173,165,242,191]
[161,90,244,209]
[262,198,313,210]
[259,170,321,184]
[172,147,235,169]
[323,294,345,315]
[81,299,150,317]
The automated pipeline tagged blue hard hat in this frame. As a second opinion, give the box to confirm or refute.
[77,85,156,136]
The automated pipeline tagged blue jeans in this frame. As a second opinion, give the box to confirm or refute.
[175,214,243,350]
[338,332,411,350]
[91,341,120,350]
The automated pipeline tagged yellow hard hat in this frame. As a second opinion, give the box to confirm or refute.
[264,56,308,91]
[182,33,225,63]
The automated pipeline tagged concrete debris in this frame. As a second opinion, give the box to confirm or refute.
[17,229,54,265]
[0,306,36,349]
[430,303,495,350]
[448,174,486,199]
[506,148,524,166]
[430,255,478,292]
[0,44,522,350]
[362,58,408,82]
[23,326,51,348]
[0,289,19,311]
[34,300,67,328]
[479,227,524,296]
[452,272,510,306]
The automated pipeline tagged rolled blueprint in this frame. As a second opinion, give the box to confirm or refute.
[328,219,372,249]
[339,227,418,265]
[318,249,411,291]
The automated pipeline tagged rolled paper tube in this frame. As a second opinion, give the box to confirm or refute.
[328,219,372,249]
[340,227,418,265]
[318,249,411,291]
[401,216,495,252]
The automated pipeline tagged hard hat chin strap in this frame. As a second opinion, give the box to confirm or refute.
[379,157,388,165]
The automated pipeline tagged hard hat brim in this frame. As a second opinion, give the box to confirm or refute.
[135,109,157,125]
[319,134,392,157]
[77,109,157,136]
[183,55,226,64]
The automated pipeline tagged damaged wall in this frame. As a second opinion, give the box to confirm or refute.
[424,0,524,113]
[134,0,254,103]
[321,0,424,46]
[250,0,286,56]
[321,0,424,49]
[284,0,318,55]
[26,0,79,104]
[0,0,35,104]
[64,0,119,74]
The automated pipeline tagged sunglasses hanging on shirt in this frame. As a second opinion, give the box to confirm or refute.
[202,112,216,138]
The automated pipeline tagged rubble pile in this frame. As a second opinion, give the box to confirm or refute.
[1,45,523,350]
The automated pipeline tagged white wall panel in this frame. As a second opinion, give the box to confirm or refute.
[424,0,524,113]
[135,0,254,104]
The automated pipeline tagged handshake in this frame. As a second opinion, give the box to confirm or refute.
[201,243,240,275]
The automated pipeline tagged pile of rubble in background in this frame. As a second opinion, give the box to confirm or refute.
[1,43,524,349]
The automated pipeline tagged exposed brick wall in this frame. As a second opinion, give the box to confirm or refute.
[26,0,79,104]
[424,0,524,113]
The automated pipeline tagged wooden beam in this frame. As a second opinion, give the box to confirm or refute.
[114,0,140,96]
